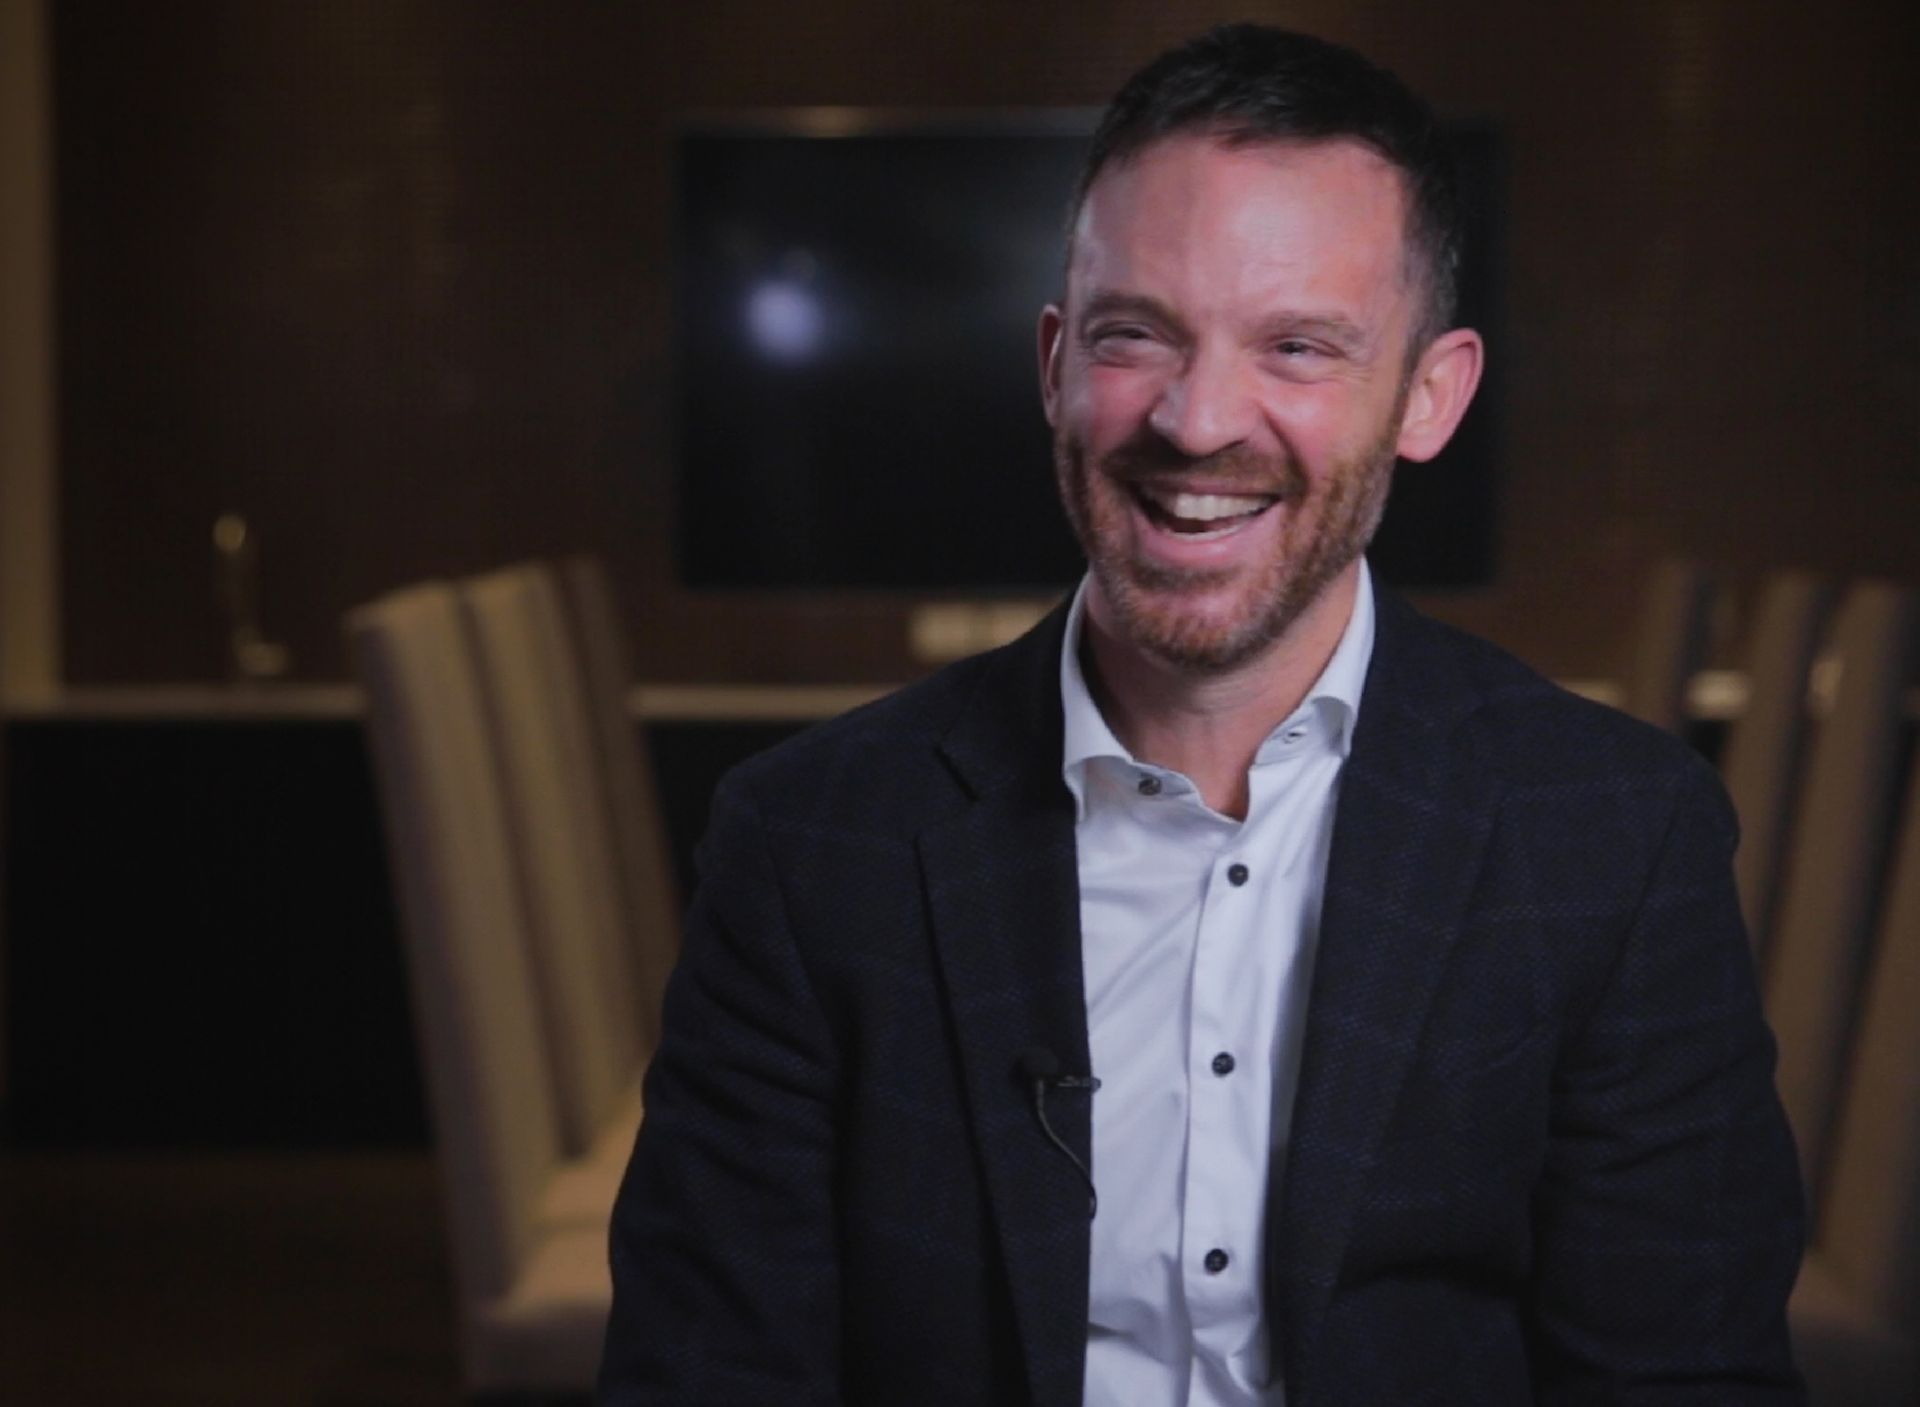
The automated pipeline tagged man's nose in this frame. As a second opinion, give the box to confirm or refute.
[1147,349,1257,459]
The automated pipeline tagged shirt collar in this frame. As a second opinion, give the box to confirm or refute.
[1059,562,1376,818]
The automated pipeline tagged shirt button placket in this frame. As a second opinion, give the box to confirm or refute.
[1187,847,1239,1320]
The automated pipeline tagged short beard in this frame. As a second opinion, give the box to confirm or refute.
[1054,409,1400,675]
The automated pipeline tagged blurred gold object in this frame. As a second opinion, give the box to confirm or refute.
[213,512,291,682]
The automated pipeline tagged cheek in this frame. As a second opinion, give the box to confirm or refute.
[1068,363,1163,441]
[1258,385,1386,471]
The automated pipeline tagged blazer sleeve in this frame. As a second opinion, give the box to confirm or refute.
[1526,757,1807,1403]
[599,771,843,1406]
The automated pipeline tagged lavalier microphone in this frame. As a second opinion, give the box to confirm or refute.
[1015,1045,1101,1218]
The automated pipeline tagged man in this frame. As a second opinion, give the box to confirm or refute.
[601,26,1804,1406]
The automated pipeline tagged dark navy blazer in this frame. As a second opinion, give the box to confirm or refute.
[600,588,1805,1406]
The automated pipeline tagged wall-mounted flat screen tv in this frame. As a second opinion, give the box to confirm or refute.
[673,113,1501,592]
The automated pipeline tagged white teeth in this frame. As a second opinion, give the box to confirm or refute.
[1165,492,1271,521]
[1170,521,1245,542]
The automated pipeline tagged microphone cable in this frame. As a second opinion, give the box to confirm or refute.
[1016,1045,1101,1219]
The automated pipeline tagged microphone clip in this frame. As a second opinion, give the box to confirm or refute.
[1013,1045,1100,1219]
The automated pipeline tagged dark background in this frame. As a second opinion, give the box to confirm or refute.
[50,0,1920,686]
[672,122,1502,592]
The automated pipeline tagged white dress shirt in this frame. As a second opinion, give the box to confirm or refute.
[1062,568,1375,1407]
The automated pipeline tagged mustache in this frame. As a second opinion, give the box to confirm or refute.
[1096,435,1305,499]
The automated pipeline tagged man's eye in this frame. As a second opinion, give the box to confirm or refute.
[1274,339,1319,358]
[1087,325,1162,362]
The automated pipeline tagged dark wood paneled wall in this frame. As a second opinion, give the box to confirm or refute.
[52,0,1918,684]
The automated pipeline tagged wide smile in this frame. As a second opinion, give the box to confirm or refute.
[1126,483,1282,550]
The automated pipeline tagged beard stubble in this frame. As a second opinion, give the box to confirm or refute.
[1053,403,1402,674]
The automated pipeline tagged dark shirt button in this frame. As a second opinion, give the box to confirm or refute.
[1137,775,1162,797]
[1211,1051,1235,1076]
[1227,862,1249,886]
[1204,1248,1230,1274]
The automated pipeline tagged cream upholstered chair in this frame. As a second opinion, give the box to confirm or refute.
[1764,581,1918,1197]
[1620,557,1717,733]
[458,563,644,1229]
[1719,572,1835,958]
[557,554,680,1051]
[350,582,610,1396]
[1790,742,1920,1404]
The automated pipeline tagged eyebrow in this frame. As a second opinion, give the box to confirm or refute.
[1076,290,1178,331]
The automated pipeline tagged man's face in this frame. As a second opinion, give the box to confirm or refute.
[1040,132,1426,674]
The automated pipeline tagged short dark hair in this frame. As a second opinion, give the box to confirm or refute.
[1071,24,1462,349]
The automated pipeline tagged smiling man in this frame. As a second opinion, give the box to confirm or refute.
[1046,135,1447,682]
[602,26,1805,1407]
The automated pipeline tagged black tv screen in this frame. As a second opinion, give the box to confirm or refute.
[673,115,1501,592]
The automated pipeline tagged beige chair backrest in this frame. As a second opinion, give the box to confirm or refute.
[558,555,679,1051]
[460,563,643,1156]
[1765,581,1918,1195]
[1721,572,1835,957]
[348,582,559,1304]
[1621,557,1716,734]
[1817,744,1920,1331]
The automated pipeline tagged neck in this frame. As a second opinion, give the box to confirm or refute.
[1082,563,1360,820]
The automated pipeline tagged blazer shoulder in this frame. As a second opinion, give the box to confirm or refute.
[716,624,1048,836]
[1405,607,1719,796]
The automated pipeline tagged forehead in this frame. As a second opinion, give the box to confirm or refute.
[1067,132,1414,313]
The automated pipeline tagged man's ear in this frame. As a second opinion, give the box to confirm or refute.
[1037,303,1065,428]
[1394,327,1484,463]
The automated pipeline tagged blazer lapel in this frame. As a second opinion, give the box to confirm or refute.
[1273,589,1505,1406]
[921,607,1093,1407]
